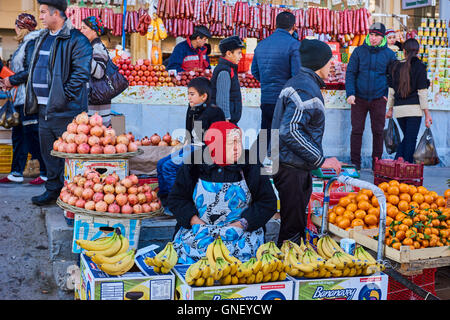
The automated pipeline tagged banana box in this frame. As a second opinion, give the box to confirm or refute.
[64,158,128,182]
[288,272,388,300]
[78,253,175,300]
[173,264,294,300]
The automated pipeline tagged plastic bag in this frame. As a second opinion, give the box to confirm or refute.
[0,91,19,128]
[383,118,401,154]
[413,128,439,166]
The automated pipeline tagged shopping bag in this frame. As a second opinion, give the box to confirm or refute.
[0,90,19,128]
[383,118,401,154]
[413,127,440,166]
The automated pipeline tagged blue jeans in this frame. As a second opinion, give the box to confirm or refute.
[157,145,196,197]
[394,116,422,163]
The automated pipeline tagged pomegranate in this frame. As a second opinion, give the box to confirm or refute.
[127,185,138,195]
[104,175,117,185]
[141,136,151,146]
[82,188,94,200]
[158,141,169,146]
[93,183,103,193]
[59,190,69,200]
[103,135,116,146]
[84,180,94,189]
[142,203,151,213]
[170,139,180,146]
[135,140,142,146]
[108,203,121,214]
[121,203,133,214]
[66,142,78,153]
[145,191,153,202]
[126,132,135,142]
[128,194,138,206]
[62,131,69,141]
[103,184,115,194]
[150,201,161,212]
[74,186,84,198]
[115,143,128,153]
[58,142,67,153]
[90,144,103,154]
[74,133,88,145]
[67,122,78,134]
[76,123,90,135]
[121,177,133,188]
[104,145,116,154]
[104,193,116,204]
[77,143,90,154]
[93,192,104,202]
[89,112,103,127]
[150,133,161,145]
[151,190,158,200]
[127,142,138,152]
[115,193,128,206]
[116,134,129,146]
[137,193,147,204]
[75,198,86,208]
[62,193,72,203]
[104,127,116,137]
[53,138,62,151]
[115,184,127,194]
[84,200,96,211]
[90,125,103,137]
[66,133,76,144]
[163,132,172,144]
[129,174,139,185]
[68,196,78,206]
[75,112,89,125]
[76,177,87,187]
[133,204,143,214]
[95,200,108,212]
[67,182,77,193]
[88,135,100,147]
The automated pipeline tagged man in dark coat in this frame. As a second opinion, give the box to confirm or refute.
[26,0,92,205]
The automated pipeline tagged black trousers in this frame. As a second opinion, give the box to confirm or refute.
[395,116,422,164]
[39,115,73,194]
[251,103,276,161]
[273,164,312,247]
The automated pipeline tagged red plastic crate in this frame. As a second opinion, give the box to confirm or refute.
[373,157,424,180]
[387,268,436,300]
[374,174,423,187]
[238,54,254,73]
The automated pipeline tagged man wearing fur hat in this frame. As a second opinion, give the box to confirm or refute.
[25,0,93,205]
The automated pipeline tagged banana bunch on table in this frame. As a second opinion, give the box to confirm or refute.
[144,242,178,274]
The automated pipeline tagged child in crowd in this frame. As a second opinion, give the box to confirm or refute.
[210,36,245,124]
[157,77,225,207]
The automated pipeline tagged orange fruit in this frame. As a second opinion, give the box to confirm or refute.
[403,218,413,227]
[417,186,428,195]
[395,212,407,221]
[361,189,374,198]
[357,200,371,211]
[378,182,389,192]
[386,216,394,227]
[387,206,399,218]
[431,219,440,227]
[428,191,439,200]
[435,196,446,207]
[334,206,345,216]
[423,194,434,204]
[408,185,418,196]
[413,241,421,249]
[402,238,413,246]
[351,218,365,228]
[422,239,429,248]
[328,212,337,224]
[354,210,367,220]
[338,197,351,208]
[364,214,378,226]
[420,202,431,210]
[445,189,450,198]
[387,186,400,196]
[337,218,351,229]
[396,230,406,241]
[399,193,411,202]
[398,224,409,232]
[409,201,420,209]
[399,183,410,194]
[430,203,438,210]
[412,193,424,204]
[335,215,344,225]
[346,203,358,213]
[397,200,410,212]
[356,193,369,203]
[371,196,379,208]
[387,195,400,205]
[343,211,355,221]
[389,180,400,187]
[392,242,402,250]
[367,207,380,217]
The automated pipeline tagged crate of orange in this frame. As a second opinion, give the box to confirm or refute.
[373,157,424,186]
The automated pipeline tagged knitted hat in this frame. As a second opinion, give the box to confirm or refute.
[204,121,242,166]
[369,22,386,36]
[276,11,296,30]
[219,36,245,55]
[83,16,106,36]
[15,13,37,31]
[37,0,67,12]
[299,39,332,71]
[385,29,396,36]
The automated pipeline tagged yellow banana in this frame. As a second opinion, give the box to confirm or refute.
[316,237,328,259]
[153,266,161,273]
[194,277,205,287]
[98,251,135,275]
[318,267,327,278]
[85,233,122,257]
[92,249,135,265]
[220,274,232,285]
[255,270,264,283]
[116,235,129,255]
[231,275,239,285]
[205,276,215,286]
[213,237,225,261]
[342,267,351,277]
[256,243,269,260]
[278,271,287,281]
[144,257,154,266]
[268,242,283,260]
[271,270,280,282]
[246,273,256,284]
[218,236,241,266]
[190,261,203,280]
[76,232,117,251]
[303,270,320,278]
[263,273,272,282]
[185,264,197,285]
[320,236,335,259]
[331,269,343,277]
[206,240,216,269]
[349,267,357,277]
[251,259,262,274]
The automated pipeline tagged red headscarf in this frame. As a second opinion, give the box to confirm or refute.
[204,121,241,166]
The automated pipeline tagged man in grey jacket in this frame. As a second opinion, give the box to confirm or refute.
[271,40,341,247]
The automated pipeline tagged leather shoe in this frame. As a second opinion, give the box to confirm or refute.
[32,190,59,206]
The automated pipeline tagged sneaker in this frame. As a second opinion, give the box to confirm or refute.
[0,174,24,183]
[31,190,59,206]
[29,176,48,185]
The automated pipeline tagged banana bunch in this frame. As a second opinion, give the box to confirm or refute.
[354,246,386,275]
[206,236,242,282]
[256,241,284,260]
[76,229,135,276]
[144,242,178,274]
[280,240,304,258]
[316,235,345,260]
[185,257,216,287]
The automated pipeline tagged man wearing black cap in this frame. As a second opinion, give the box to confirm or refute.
[210,36,245,124]
[167,25,212,73]
[251,11,301,159]
[25,0,92,205]
[271,39,341,247]
[345,22,396,170]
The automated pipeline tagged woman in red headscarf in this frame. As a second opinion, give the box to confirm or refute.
[168,121,277,264]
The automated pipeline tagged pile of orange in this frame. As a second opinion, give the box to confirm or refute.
[327,180,450,250]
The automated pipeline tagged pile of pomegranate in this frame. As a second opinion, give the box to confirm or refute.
[53,112,139,154]
[137,132,181,147]
[59,169,161,214]
[172,69,212,86]
[116,58,176,87]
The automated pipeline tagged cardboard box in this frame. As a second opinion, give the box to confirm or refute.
[64,158,129,182]
[289,272,389,300]
[173,264,294,300]
[72,214,141,254]
[110,113,125,136]
[79,252,175,300]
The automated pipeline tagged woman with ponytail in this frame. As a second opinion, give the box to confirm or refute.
[386,38,432,163]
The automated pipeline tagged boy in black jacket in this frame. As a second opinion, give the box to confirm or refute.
[210,36,245,124]
[157,77,225,206]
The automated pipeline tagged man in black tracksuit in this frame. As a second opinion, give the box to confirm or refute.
[271,40,341,247]
[25,0,92,205]
[210,36,245,124]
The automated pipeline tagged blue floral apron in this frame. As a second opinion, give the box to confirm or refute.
[173,171,264,264]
